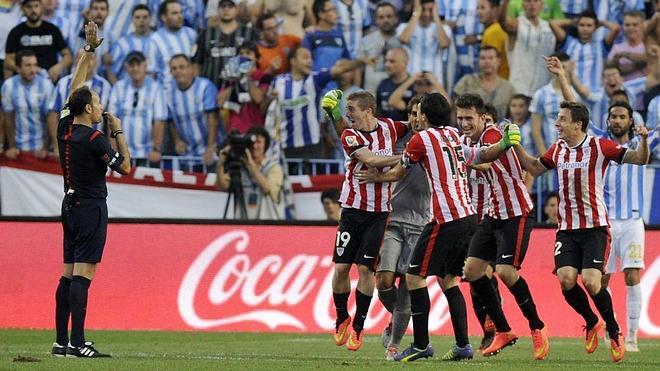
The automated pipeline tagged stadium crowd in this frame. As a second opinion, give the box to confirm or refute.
[0,0,658,221]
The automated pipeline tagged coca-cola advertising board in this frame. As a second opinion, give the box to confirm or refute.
[2,222,659,337]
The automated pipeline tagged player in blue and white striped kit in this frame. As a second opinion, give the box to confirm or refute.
[599,101,659,353]
[108,51,167,164]
[103,3,153,84]
[148,0,196,81]
[1,50,54,160]
[165,54,219,166]
[47,50,111,153]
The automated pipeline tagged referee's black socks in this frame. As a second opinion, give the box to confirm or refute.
[409,287,430,349]
[69,275,91,347]
[591,288,620,339]
[55,276,71,346]
[562,284,599,330]
[444,286,469,348]
[470,275,512,332]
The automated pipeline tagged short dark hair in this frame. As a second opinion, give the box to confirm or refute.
[406,94,424,114]
[610,89,629,102]
[455,93,486,113]
[484,0,500,6]
[288,45,305,62]
[623,10,645,20]
[159,0,180,17]
[607,101,633,121]
[374,2,397,15]
[483,103,499,123]
[577,9,598,25]
[69,86,94,116]
[551,51,570,62]
[603,62,622,74]
[510,94,532,105]
[132,3,150,15]
[420,93,451,126]
[247,126,271,151]
[169,53,191,65]
[21,0,39,6]
[256,12,276,30]
[15,49,37,67]
[321,188,340,203]
[238,41,260,60]
[90,0,109,9]
[560,101,590,132]
[420,0,434,4]
[347,91,377,115]
[312,0,331,22]
[544,191,559,206]
[480,45,500,58]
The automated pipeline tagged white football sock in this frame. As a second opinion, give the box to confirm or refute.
[626,284,642,341]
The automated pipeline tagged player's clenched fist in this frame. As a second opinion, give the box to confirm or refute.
[321,89,343,123]
[500,123,521,149]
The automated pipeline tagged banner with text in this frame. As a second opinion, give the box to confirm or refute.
[2,222,659,337]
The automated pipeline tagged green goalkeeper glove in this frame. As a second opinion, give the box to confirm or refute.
[321,89,343,123]
[499,123,521,150]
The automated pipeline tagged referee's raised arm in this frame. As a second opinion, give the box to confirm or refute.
[67,22,103,103]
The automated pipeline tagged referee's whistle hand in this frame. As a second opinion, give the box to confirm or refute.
[104,112,122,131]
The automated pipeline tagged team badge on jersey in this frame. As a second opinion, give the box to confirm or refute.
[345,136,358,147]
[336,247,344,256]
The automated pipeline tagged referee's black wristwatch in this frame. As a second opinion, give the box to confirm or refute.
[83,44,95,53]
[110,130,124,138]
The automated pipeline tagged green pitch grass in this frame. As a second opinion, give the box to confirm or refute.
[1,329,659,370]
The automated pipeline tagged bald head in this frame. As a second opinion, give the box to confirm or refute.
[384,47,409,78]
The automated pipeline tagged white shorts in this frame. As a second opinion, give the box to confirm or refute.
[605,218,645,273]
[377,221,423,275]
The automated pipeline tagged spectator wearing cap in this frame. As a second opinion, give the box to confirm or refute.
[108,51,167,165]
[148,0,196,81]
[550,10,620,90]
[478,0,509,78]
[5,0,71,82]
[193,0,257,87]
[438,0,481,80]
[396,0,450,85]
[453,46,514,119]
[498,0,556,97]
[46,48,111,155]
[357,2,401,94]
[218,42,269,134]
[103,3,153,85]
[608,10,647,82]
[1,49,54,160]
[255,12,301,76]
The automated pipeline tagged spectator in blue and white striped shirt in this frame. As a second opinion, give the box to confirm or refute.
[648,96,660,129]
[55,0,91,47]
[601,100,658,352]
[332,0,371,58]
[149,0,206,31]
[269,46,371,160]
[109,51,166,164]
[103,3,152,84]
[71,0,110,73]
[42,0,74,51]
[439,0,482,80]
[46,49,111,153]
[148,0,196,81]
[397,0,450,83]
[559,0,587,18]
[165,54,219,166]
[104,0,149,51]
[550,10,620,90]
[1,50,54,160]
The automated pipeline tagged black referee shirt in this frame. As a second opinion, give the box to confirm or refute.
[56,106,124,199]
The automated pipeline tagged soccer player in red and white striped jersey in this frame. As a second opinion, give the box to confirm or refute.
[514,100,650,363]
[324,90,407,352]
[458,94,548,360]
[378,93,521,362]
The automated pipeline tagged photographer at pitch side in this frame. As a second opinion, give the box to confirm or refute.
[215,127,285,220]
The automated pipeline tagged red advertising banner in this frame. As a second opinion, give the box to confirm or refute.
[1,222,659,337]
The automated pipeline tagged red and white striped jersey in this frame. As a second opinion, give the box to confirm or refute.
[468,170,491,223]
[404,126,476,224]
[540,135,627,231]
[463,124,533,219]
[339,118,408,212]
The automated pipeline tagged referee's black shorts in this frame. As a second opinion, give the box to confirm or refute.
[62,198,108,264]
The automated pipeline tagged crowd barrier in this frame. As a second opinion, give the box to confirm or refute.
[2,154,660,224]
[2,221,659,337]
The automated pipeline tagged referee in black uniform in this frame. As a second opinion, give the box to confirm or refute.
[51,22,131,358]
